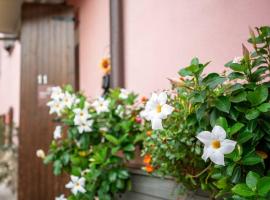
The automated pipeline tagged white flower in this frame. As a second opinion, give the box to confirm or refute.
[62,92,76,109]
[141,92,174,130]
[196,125,237,166]
[119,89,129,99]
[50,86,64,101]
[65,175,86,195]
[36,149,45,159]
[53,126,62,140]
[73,108,91,125]
[77,119,93,134]
[92,97,110,114]
[55,194,67,200]
[47,100,65,116]
[232,56,242,64]
[115,105,124,118]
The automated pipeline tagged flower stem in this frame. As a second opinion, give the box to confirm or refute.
[189,163,212,178]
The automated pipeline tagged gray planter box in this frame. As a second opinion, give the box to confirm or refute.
[119,169,209,200]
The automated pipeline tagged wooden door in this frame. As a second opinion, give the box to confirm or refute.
[19,4,76,200]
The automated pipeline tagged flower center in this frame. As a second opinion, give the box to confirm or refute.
[156,104,162,113]
[211,140,221,149]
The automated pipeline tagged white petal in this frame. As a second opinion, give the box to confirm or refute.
[161,104,174,116]
[71,187,78,195]
[220,139,237,154]
[201,146,213,161]
[151,118,163,130]
[196,131,213,145]
[158,92,167,105]
[78,177,86,185]
[78,186,86,193]
[209,151,225,165]
[212,126,226,140]
[150,93,158,102]
[65,182,74,189]
[71,175,78,182]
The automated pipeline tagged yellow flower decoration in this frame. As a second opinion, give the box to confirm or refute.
[100,57,111,75]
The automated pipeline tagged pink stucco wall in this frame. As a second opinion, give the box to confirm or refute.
[0,41,20,124]
[123,0,270,95]
[69,0,110,98]
[1,0,269,124]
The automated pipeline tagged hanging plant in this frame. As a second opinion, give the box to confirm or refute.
[38,86,145,200]
[142,26,270,200]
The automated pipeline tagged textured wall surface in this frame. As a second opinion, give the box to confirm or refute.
[0,41,20,124]
[123,0,270,95]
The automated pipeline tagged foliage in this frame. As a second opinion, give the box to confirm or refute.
[142,26,270,199]
[43,87,144,200]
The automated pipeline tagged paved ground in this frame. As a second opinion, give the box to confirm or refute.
[0,184,16,200]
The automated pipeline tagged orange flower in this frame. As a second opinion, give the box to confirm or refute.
[146,131,152,137]
[256,150,268,159]
[145,165,154,173]
[143,154,151,164]
[100,57,111,74]
[141,96,148,103]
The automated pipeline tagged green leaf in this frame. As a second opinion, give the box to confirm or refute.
[104,134,119,145]
[123,144,135,152]
[109,171,117,182]
[237,131,253,144]
[247,85,268,106]
[229,122,244,136]
[257,177,270,197]
[214,96,231,113]
[118,170,129,179]
[232,184,256,197]
[43,154,54,164]
[196,103,206,121]
[191,57,199,65]
[231,166,241,183]
[202,73,226,88]
[215,117,228,131]
[242,152,262,165]
[214,177,228,189]
[246,171,260,191]
[245,109,260,120]
[229,63,247,72]
[116,179,125,189]
[53,160,62,175]
[257,103,270,112]
[230,92,247,103]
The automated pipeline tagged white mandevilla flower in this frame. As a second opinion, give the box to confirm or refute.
[196,125,237,166]
[50,86,64,100]
[53,126,62,140]
[141,92,174,130]
[232,56,242,64]
[92,97,110,114]
[119,88,129,99]
[77,119,93,134]
[36,149,45,159]
[61,92,76,109]
[55,194,67,200]
[47,100,64,116]
[65,175,86,195]
[73,107,91,125]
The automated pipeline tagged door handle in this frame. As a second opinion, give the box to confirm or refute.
[37,74,42,85]
[43,75,48,85]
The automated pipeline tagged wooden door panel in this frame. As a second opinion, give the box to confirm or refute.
[19,4,75,200]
